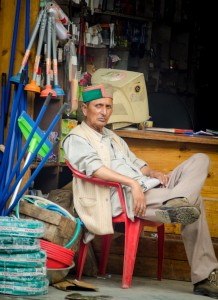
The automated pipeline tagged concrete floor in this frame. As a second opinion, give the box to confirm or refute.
[0,274,209,300]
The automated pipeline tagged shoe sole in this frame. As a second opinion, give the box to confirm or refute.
[194,288,218,299]
[155,206,200,225]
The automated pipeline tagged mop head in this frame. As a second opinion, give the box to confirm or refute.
[18,111,52,157]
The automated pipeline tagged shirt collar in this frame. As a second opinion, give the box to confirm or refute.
[81,121,113,141]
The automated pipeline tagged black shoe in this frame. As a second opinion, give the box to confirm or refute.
[155,197,201,225]
[194,270,218,299]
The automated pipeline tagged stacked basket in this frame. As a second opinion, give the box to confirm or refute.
[40,238,75,284]
[0,217,49,296]
[40,239,75,269]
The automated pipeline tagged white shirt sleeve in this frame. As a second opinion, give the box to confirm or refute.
[62,134,104,177]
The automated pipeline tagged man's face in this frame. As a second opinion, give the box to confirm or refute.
[82,98,113,133]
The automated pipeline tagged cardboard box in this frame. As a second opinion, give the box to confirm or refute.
[59,119,78,163]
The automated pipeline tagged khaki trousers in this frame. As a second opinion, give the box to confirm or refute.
[143,153,218,284]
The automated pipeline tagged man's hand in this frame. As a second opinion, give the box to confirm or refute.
[150,170,169,187]
[93,166,147,217]
[130,181,146,217]
[140,165,169,187]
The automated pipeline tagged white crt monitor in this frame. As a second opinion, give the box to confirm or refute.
[91,68,150,129]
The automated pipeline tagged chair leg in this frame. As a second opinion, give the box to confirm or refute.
[76,239,89,281]
[122,219,142,289]
[157,224,165,280]
[98,234,113,276]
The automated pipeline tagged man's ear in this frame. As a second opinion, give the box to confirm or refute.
[81,103,87,116]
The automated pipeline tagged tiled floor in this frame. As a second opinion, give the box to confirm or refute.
[0,274,208,300]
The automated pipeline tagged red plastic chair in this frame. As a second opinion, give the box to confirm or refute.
[65,160,165,289]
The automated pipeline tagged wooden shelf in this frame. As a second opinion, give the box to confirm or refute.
[115,129,218,145]
[94,10,151,22]
[30,162,60,169]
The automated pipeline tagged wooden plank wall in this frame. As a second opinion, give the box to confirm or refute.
[0,0,40,83]
[91,234,218,282]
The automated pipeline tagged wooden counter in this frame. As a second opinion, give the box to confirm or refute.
[115,129,218,145]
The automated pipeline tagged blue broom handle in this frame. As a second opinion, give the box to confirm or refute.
[0,93,52,201]
[0,74,6,164]
[0,103,68,210]
[5,0,21,115]
[5,139,60,216]
[5,110,19,184]
[0,73,6,147]
[0,74,25,191]
[18,90,27,160]
[0,90,18,192]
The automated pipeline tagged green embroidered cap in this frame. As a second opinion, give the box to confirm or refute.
[82,85,113,103]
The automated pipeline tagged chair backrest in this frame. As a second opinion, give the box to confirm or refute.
[65,160,126,213]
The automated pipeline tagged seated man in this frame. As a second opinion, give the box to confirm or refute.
[63,84,218,298]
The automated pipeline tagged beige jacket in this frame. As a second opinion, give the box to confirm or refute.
[67,122,124,235]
